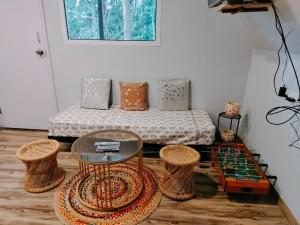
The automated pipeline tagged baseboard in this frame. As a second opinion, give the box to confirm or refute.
[278,198,299,225]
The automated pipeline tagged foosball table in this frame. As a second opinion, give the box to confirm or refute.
[211,143,276,195]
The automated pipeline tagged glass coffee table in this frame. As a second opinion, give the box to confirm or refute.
[71,129,143,211]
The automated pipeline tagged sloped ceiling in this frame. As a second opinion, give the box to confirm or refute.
[240,0,300,54]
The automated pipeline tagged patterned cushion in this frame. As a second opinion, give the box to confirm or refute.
[120,81,148,111]
[80,77,111,110]
[158,79,190,111]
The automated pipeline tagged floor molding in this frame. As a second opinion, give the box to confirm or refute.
[278,198,299,225]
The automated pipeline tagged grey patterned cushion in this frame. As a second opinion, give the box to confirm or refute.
[158,79,190,111]
[80,77,111,110]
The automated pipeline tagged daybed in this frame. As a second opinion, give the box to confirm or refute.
[48,105,215,145]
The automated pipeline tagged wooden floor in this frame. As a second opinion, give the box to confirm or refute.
[0,129,290,225]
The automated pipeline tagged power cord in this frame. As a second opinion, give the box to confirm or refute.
[271,4,300,100]
[266,4,300,150]
[266,105,300,125]
[266,4,300,126]
[274,30,291,95]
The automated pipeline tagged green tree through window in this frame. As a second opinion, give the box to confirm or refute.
[64,0,157,41]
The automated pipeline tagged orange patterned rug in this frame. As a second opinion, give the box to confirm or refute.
[54,163,162,225]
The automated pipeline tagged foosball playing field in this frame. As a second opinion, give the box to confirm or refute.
[211,144,271,195]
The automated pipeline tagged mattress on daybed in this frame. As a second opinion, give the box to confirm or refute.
[48,105,216,145]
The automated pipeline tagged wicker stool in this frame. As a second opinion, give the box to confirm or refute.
[159,145,200,200]
[17,139,65,193]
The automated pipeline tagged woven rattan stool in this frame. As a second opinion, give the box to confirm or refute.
[17,139,65,193]
[159,145,200,200]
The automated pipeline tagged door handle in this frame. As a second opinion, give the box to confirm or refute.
[36,49,44,56]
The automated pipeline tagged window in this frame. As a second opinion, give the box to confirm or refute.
[62,0,160,45]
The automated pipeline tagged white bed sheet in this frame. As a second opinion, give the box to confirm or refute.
[49,105,215,145]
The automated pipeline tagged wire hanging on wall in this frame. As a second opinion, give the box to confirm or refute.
[266,4,300,150]
[289,114,300,150]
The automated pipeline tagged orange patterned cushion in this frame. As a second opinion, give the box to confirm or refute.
[120,81,148,111]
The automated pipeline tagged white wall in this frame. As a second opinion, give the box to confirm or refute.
[241,0,300,54]
[239,1,300,222]
[42,0,253,121]
[241,49,300,222]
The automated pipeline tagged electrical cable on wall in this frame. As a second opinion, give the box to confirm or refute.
[289,114,300,150]
[266,3,300,150]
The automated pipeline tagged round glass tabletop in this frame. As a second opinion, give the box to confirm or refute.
[71,130,143,164]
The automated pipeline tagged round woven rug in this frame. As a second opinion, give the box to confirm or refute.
[54,163,162,225]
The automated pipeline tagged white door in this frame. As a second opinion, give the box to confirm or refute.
[0,0,57,129]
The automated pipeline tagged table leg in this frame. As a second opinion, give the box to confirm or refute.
[102,164,108,209]
[97,165,104,209]
[79,161,83,179]
[77,157,143,211]
[107,164,112,209]
[138,150,143,178]
[93,165,100,209]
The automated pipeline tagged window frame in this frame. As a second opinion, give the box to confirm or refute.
[59,0,161,46]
